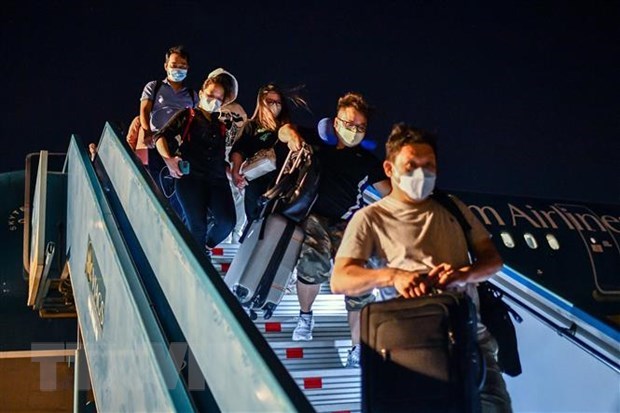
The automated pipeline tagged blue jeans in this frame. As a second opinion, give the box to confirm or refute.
[175,175,236,248]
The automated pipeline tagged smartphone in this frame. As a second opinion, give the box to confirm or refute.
[178,160,190,175]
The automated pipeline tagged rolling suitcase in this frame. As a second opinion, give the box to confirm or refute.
[360,291,484,413]
[224,213,304,319]
[224,143,318,319]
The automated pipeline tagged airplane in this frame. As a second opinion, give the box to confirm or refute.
[0,122,618,412]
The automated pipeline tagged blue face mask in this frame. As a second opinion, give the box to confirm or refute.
[200,96,222,113]
[168,68,187,82]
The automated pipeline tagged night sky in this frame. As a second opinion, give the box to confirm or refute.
[2,1,619,203]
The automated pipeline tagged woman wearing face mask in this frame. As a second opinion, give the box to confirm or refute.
[229,83,308,223]
[154,69,239,256]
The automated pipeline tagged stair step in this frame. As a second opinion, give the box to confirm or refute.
[253,316,350,342]
[268,339,354,371]
[215,237,362,412]
[289,368,361,411]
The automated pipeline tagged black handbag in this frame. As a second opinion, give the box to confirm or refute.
[431,190,523,377]
[361,292,484,413]
[477,281,523,376]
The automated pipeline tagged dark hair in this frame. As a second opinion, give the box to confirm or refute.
[385,123,437,162]
[336,92,371,119]
[202,74,235,102]
[165,45,190,64]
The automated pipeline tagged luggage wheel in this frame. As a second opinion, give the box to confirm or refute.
[262,303,276,320]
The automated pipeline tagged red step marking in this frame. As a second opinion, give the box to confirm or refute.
[221,262,230,272]
[303,377,323,389]
[211,248,224,256]
[264,322,281,332]
[286,348,304,359]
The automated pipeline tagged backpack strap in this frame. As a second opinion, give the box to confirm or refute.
[180,108,196,143]
[431,189,473,252]
[431,189,479,267]
[151,80,163,103]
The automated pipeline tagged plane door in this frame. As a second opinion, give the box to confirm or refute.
[554,204,620,297]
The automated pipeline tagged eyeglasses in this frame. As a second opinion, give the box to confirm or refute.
[265,98,282,106]
[337,117,367,133]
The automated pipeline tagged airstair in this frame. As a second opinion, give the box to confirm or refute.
[211,240,362,412]
[21,123,619,412]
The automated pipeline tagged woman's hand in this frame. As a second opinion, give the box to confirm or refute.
[232,170,247,189]
[163,156,184,179]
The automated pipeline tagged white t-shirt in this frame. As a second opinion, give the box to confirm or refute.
[336,194,492,333]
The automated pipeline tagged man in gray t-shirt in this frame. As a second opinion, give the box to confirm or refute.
[332,123,512,412]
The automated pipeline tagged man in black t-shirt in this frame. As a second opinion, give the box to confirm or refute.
[278,93,391,368]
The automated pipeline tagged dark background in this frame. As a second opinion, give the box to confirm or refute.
[2,1,619,203]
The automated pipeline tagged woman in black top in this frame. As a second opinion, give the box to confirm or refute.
[230,83,307,222]
[155,69,239,254]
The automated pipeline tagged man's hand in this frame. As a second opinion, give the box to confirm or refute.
[393,270,434,298]
[278,123,304,151]
[430,263,470,288]
[142,129,155,148]
[164,156,184,179]
[143,135,154,149]
[88,143,97,161]
[287,131,303,151]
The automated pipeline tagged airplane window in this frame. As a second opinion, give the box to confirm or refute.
[546,234,560,250]
[500,232,515,248]
[524,233,538,249]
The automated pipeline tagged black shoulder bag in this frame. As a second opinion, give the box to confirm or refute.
[432,190,523,377]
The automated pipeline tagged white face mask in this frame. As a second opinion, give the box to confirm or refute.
[335,123,365,147]
[200,96,222,113]
[393,166,436,201]
[268,102,282,118]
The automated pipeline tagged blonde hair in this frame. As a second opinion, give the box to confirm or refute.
[250,83,310,131]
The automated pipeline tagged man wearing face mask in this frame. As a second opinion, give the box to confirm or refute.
[132,45,197,218]
[277,92,391,368]
[331,123,512,412]
[138,45,197,175]
[153,69,239,259]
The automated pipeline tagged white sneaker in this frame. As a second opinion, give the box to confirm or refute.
[345,345,361,368]
[292,314,314,341]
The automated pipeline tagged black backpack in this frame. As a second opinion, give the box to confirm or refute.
[432,190,523,377]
